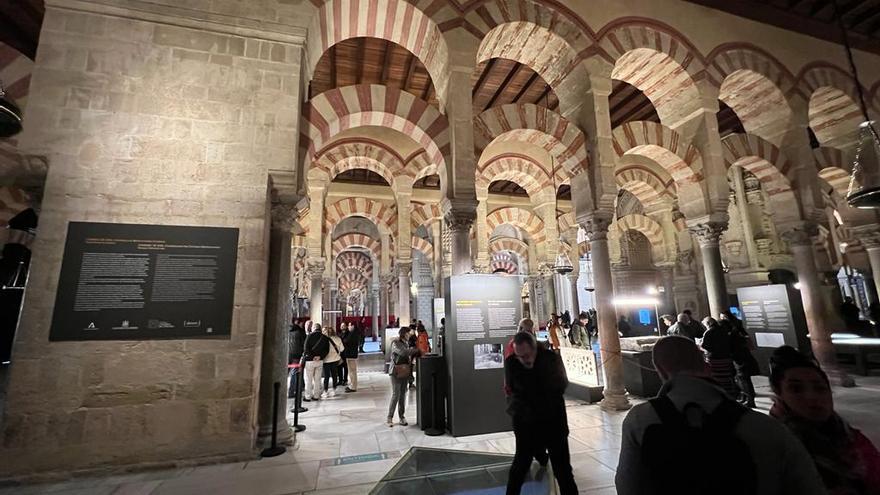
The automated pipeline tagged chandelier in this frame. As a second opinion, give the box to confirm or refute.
[831,0,880,209]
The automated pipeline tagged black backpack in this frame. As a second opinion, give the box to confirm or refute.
[641,396,757,495]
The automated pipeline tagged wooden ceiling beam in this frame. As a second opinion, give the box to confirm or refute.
[379,41,391,85]
[683,0,880,55]
[356,38,366,84]
[330,45,337,89]
[402,52,417,91]
[534,84,553,107]
[849,4,880,30]
[472,58,497,98]
[484,62,522,111]
[511,71,540,103]
[422,80,433,101]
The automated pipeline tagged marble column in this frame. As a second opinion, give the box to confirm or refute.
[474,196,490,272]
[785,226,854,386]
[432,221,444,297]
[689,221,729,318]
[732,167,761,270]
[398,261,412,327]
[257,202,296,446]
[307,259,325,325]
[371,283,380,339]
[581,213,630,410]
[658,263,676,315]
[443,200,477,276]
[567,272,580,317]
[543,270,558,316]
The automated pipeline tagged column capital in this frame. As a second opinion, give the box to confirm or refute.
[566,271,579,282]
[781,223,819,248]
[270,202,299,231]
[306,259,325,278]
[577,211,613,241]
[687,221,728,247]
[441,197,477,231]
[397,260,412,277]
[853,224,880,249]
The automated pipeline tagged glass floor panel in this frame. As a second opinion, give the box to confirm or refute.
[371,447,554,495]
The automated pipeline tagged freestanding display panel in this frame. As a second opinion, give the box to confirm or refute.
[444,274,521,437]
[736,284,810,375]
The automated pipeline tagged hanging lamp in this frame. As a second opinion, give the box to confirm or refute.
[830,0,880,209]
[0,78,23,138]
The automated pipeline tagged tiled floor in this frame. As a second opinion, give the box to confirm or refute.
[2,371,878,495]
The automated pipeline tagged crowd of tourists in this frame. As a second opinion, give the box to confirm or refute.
[287,320,365,402]
[502,314,880,495]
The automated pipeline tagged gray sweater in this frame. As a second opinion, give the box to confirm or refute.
[616,375,827,495]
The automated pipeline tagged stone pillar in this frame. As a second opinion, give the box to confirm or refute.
[658,263,676,315]
[372,283,380,339]
[398,261,412,327]
[689,221,729,318]
[581,213,630,410]
[307,260,325,325]
[567,272,580,317]
[379,275,389,329]
[474,195,490,272]
[732,167,761,270]
[432,221,444,296]
[257,201,296,446]
[543,270,558,316]
[784,226,854,386]
[443,199,477,276]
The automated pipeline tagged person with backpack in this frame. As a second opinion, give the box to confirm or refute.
[321,326,344,398]
[302,323,329,402]
[721,310,758,408]
[342,322,360,393]
[616,335,826,495]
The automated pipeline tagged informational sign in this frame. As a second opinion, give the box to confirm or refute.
[445,274,521,436]
[49,222,239,341]
[736,284,810,375]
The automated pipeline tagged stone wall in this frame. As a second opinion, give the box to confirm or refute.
[0,3,305,476]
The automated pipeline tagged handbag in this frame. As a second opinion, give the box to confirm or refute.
[393,363,412,379]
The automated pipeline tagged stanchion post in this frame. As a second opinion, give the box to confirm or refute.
[260,381,287,457]
[292,364,306,432]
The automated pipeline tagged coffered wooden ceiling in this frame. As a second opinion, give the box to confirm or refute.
[685,0,880,54]
[0,0,43,60]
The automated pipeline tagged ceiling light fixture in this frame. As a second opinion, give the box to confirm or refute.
[830,0,880,209]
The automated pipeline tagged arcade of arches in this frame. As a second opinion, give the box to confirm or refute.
[2,0,880,478]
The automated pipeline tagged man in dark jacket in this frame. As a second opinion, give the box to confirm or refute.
[288,321,306,398]
[302,323,330,402]
[504,332,578,495]
[342,323,361,392]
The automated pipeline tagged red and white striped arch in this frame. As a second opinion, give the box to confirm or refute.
[336,251,373,279]
[490,250,519,275]
[311,139,404,184]
[708,45,795,146]
[798,63,864,149]
[325,196,397,235]
[475,104,589,177]
[410,202,442,231]
[476,154,553,199]
[722,133,801,223]
[307,0,449,105]
[411,236,433,259]
[487,206,546,244]
[332,232,381,259]
[489,236,530,265]
[303,84,450,172]
[813,146,855,199]
[615,165,675,207]
[599,19,705,126]
[610,213,666,264]
[337,270,370,293]
[403,150,437,182]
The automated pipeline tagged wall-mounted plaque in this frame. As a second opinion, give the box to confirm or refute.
[49,222,239,341]
[736,284,810,374]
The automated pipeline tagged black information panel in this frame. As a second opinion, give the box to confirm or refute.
[736,284,809,375]
[49,222,239,341]
[445,274,521,437]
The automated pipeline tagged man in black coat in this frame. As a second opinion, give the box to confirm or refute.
[288,321,306,398]
[504,332,578,495]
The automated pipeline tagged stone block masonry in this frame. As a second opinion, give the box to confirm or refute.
[0,3,306,477]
